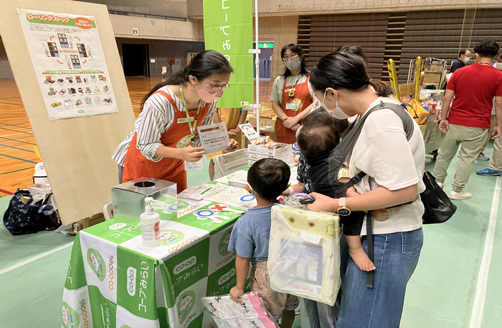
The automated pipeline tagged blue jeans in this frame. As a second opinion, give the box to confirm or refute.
[337,228,423,328]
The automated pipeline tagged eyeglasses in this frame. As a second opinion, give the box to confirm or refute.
[204,83,230,93]
[283,53,300,61]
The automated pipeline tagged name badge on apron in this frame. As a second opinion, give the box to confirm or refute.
[178,117,195,124]
[286,101,299,110]
[185,158,204,171]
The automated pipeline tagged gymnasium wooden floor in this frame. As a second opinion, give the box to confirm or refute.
[0,77,273,196]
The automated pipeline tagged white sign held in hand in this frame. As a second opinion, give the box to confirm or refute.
[239,123,260,143]
[197,122,230,154]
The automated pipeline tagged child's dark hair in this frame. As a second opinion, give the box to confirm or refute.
[297,110,349,159]
[247,158,291,201]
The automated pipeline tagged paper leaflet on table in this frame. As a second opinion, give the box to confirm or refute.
[198,122,230,154]
[204,185,257,210]
[177,183,229,201]
[202,292,278,327]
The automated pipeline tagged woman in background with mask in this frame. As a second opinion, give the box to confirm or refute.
[113,51,238,192]
[270,44,315,144]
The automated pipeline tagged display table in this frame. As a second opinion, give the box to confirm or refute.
[62,181,249,328]
[420,121,443,155]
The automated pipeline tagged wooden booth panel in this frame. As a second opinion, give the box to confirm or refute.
[0,0,136,224]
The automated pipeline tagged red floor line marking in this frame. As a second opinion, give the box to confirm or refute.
[0,189,14,195]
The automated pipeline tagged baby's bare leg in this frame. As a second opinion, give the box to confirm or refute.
[346,235,376,271]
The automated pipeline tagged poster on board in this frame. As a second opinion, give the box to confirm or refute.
[17,9,118,120]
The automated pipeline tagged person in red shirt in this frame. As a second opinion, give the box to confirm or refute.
[434,40,502,200]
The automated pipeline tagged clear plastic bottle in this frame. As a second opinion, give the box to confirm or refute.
[140,197,161,247]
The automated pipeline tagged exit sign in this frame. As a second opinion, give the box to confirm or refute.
[258,43,274,49]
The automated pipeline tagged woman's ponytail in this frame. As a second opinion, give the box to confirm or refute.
[369,79,394,97]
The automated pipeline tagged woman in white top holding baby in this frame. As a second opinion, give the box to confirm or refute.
[308,49,426,328]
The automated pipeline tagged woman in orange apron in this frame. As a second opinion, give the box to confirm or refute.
[271,44,315,144]
[112,51,238,193]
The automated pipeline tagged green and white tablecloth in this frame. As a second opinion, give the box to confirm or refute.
[62,196,248,328]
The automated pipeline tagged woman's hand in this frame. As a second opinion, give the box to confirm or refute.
[228,127,241,136]
[230,286,244,303]
[178,146,205,162]
[223,139,239,153]
[373,208,389,221]
[307,192,339,212]
[284,116,300,129]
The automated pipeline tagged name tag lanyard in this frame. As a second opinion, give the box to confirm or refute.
[180,83,203,145]
[288,75,302,99]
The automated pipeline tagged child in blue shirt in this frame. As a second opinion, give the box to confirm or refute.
[228,158,298,327]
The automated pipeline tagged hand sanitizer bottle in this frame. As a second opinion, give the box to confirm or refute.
[141,197,160,247]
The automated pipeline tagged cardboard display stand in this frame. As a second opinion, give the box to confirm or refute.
[0,0,136,225]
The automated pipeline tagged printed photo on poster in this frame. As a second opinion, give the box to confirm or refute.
[18,9,119,120]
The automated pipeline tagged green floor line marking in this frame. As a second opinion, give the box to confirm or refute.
[0,153,37,164]
[469,176,502,328]
[0,136,36,145]
[0,143,35,153]
[0,127,32,135]
[0,242,73,276]
[0,167,32,176]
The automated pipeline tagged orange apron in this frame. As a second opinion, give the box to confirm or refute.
[274,75,313,144]
[122,90,210,193]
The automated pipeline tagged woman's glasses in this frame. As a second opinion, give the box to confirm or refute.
[282,53,300,61]
[204,83,230,93]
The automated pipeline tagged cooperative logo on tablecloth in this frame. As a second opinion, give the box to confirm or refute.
[174,256,196,275]
[127,267,137,296]
[218,228,232,256]
[178,290,196,324]
[160,229,185,246]
[86,248,105,281]
[109,223,127,230]
[61,301,79,328]
[218,268,236,285]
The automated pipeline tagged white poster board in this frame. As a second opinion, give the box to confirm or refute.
[17,9,118,120]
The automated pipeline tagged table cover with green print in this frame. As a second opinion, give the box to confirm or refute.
[62,199,245,328]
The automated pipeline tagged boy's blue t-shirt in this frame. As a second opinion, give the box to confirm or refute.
[228,204,273,265]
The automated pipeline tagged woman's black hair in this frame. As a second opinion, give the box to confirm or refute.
[140,50,233,110]
[310,48,393,97]
[281,44,309,78]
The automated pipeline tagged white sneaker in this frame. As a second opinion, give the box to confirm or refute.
[450,190,472,200]
[437,182,444,189]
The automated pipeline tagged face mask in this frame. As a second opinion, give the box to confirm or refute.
[320,90,351,119]
[463,57,471,64]
[495,63,502,70]
[196,84,222,103]
[284,58,301,71]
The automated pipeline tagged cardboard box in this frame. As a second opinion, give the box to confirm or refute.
[423,72,442,84]
[424,64,444,73]
[112,178,177,218]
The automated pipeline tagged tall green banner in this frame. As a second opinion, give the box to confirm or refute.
[203,0,253,108]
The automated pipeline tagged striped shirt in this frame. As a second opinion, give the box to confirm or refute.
[112,86,217,167]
